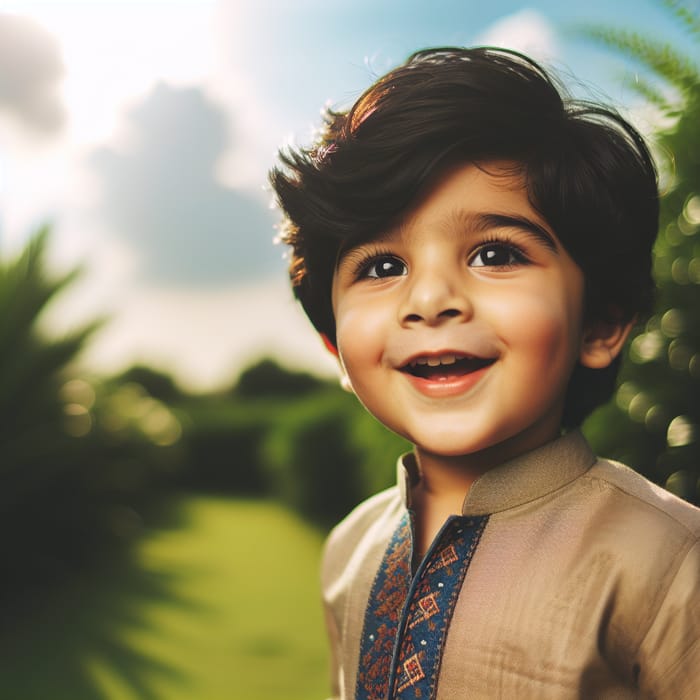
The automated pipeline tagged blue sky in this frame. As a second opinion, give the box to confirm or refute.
[0,0,695,389]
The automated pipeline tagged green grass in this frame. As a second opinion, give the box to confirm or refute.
[0,497,329,700]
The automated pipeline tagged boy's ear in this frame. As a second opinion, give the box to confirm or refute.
[579,316,636,369]
[338,370,354,393]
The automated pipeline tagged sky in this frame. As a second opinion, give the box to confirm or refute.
[0,0,695,391]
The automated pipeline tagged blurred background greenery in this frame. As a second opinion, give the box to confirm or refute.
[0,229,408,699]
[0,2,698,699]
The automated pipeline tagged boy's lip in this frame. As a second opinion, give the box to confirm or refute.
[393,345,499,397]
[398,353,496,397]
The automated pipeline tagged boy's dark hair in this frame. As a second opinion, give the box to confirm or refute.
[269,47,659,428]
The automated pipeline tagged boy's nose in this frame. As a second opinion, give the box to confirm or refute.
[398,266,472,327]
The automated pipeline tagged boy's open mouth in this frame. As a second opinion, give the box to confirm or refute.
[401,354,496,380]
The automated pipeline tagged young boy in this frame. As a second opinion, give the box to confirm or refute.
[270,47,700,698]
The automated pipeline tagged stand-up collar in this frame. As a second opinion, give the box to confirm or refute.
[398,430,596,516]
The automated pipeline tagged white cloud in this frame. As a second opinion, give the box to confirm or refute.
[88,83,280,286]
[476,9,559,63]
[0,1,221,248]
[0,12,66,135]
[0,0,304,391]
[1,1,217,145]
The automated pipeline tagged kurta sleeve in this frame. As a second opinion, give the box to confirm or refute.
[638,539,700,697]
[323,599,341,700]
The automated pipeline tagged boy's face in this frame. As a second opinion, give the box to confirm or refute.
[331,161,591,467]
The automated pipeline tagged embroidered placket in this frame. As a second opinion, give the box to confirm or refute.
[356,513,489,700]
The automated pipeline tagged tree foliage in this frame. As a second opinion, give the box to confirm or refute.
[0,227,100,482]
[0,230,183,600]
[580,0,700,503]
[232,357,326,398]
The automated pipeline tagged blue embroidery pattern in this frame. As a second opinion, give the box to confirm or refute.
[356,514,488,700]
[356,512,413,698]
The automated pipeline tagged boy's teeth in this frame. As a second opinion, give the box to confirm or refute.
[411,353,463,367]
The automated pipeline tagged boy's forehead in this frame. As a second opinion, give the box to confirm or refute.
[404,159,529,212]
[339,160,555,251]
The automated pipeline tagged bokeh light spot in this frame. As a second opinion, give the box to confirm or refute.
[60,378,96,409]
[644,405,668,433]
[671,257,689,284]
[690,354,700,379]
[660,309,684,338]
[684,194,700,225]
[667,416,696,447]
[665,223,683,246]
[668,340,694,371]
[63,402,92,437]
[628,392,653,423]
[615,381,638,411]
[630,330,664,362]
[689,257,700,284]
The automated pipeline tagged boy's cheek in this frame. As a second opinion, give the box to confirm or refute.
[335,301,388,354]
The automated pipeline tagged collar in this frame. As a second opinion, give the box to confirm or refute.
[397,430,596,516]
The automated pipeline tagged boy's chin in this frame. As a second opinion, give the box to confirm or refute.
[409,422,562,469]
[410,434,505,462]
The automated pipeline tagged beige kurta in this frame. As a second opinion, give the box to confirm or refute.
[321,431,700,699]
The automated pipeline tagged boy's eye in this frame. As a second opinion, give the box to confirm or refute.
[470,243,527,268]
[361,255,407,279]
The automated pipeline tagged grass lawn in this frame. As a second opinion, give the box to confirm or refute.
[0,497,330,700]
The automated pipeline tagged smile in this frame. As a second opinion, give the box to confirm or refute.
[402,353,496,380]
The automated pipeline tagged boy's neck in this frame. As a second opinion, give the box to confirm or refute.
[411,428,563,556]
[410,451,486,540]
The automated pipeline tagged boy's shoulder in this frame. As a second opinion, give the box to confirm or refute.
[320,443,700,587]
[584,456,700,538]
[321,485,403,586]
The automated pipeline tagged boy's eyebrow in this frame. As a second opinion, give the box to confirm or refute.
[336,211,560,268]
[458,212,559,253]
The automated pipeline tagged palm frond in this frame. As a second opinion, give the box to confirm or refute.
[662,0,700,38]
[0,226,105,441]
[579,25,699,92]
[617,71,675,111]
[0,318,104,411]
[0,227,86,368]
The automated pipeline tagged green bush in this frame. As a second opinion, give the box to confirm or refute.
[581,2,700,503]
[0,231,183,600]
